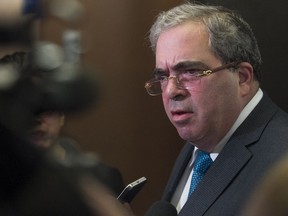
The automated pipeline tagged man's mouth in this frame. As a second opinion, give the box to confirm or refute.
[171,110,187,115]
[171,110,193,123]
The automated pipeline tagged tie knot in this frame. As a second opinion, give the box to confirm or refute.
[193,150,213,174]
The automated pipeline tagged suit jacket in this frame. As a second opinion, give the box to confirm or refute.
[162,93,288,216]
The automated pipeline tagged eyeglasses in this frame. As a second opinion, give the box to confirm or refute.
[144,62,240,96]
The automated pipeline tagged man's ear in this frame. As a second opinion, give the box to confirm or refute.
[237,62,254,96]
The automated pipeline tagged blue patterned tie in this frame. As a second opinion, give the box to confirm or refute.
[188,150,213,196]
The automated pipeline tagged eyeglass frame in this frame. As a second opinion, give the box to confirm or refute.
[144,61,241,96]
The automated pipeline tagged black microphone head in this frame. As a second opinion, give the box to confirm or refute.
[144,200,178,216]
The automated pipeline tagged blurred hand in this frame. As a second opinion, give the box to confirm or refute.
[80,176,135,216]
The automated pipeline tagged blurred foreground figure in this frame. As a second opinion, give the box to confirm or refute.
[241,154,288,216]
[0,1,133,215]
[0,52,131,215]
[28,109,125,195]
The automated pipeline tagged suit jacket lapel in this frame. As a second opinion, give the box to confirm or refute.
[162,143,194,201]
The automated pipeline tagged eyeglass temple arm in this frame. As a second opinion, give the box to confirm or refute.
[197,61,241,77]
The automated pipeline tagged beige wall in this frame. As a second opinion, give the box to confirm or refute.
[40,0,183,215]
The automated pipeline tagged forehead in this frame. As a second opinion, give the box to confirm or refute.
[155,21,218,69]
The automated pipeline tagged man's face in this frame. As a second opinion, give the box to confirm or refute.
[155,22,244,151]
[29,112,65,149]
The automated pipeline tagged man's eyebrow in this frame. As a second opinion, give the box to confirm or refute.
[152,61,209,75]
[172,61,209,71]
[153,68,167,75]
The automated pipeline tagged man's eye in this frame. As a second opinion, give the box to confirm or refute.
[182,69,201,76]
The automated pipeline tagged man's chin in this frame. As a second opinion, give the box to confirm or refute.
[176,127,194,141]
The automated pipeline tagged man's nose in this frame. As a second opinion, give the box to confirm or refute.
[165,76,186,98]
[165,76,178,90]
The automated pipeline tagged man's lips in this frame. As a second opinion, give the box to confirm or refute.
[170,110,193,123]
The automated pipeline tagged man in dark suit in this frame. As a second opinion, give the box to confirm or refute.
[144,2,288,215]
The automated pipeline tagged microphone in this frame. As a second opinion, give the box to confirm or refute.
[144,200,178,216]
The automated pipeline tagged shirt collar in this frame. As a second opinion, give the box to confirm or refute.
[212,88,263,153]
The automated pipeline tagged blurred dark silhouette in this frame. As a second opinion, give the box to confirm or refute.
[0,51,125,215]
[241,155,288,216]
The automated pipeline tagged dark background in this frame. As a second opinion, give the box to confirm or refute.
[11,0,286,215]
